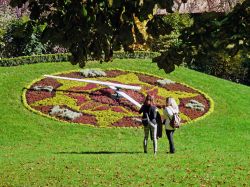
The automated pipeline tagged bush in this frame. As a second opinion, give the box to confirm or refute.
[149,13,193,52]
[187,50,250,85]
[0,51,160,67]
[113,51,160,59]
[0,53,71,66]
[0,28,5,57]
[1,17,48,58]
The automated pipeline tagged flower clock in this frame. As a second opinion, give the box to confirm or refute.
[23,69,214,128]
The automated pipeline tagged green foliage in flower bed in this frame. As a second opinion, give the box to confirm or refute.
[0,51,160,67]
[0,59,250,186]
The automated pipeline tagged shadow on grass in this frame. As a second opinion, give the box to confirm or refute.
[55,151,142,155]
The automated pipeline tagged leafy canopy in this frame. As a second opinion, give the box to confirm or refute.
[10,0,175,68]
[10,0,249,74]
[153,0,250,73]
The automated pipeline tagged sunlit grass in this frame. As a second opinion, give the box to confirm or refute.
[0,59,250,186]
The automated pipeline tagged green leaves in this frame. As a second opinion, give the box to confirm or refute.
[82,6,88,17]
[153,0,250,84]
[147,17,173,38]
[153,45,184,73]
[9,0,175,68]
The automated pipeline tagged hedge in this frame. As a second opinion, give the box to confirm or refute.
[113,51,160,59]
[0,53,71,67]
[0,51,160,67]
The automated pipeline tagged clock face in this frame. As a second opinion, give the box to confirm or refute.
[23,69,213,127]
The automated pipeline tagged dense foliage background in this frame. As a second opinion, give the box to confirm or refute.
[153,1,250,85]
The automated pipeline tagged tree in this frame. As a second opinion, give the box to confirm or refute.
[153,0,250,73]
[9,0,175,67]
[9,0,249,77]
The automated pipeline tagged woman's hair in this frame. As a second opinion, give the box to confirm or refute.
[167,97,179,112]
[144,94,154,105]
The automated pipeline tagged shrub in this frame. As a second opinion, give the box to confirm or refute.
[113,51,160,59]
[0,53,71,66]
[149,13,193,52]
[0,51,160,67]
[1,17,49,58]
[188,50,250,85]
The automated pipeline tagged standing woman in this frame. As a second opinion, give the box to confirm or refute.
[163,97,179,154]
[139,95,158,155]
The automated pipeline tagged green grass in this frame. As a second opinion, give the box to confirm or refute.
[0,59,250,186]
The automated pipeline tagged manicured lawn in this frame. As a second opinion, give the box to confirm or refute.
[0,59,250,186]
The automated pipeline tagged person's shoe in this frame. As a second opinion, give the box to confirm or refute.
[167,151,175,154]
[144,150,147,153]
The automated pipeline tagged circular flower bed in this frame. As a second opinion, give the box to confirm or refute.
[23,69,214,127]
